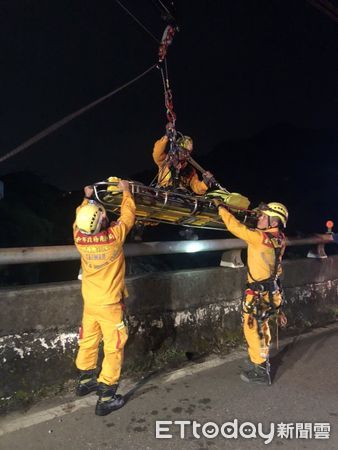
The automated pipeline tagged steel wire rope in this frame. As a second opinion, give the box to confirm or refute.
[0,63,157,164]
[115,0,177,190]
[115,0,179,191]
[306,0,338,22]
[156,0,173,17]
[115,0,160,43]
[151,0,176,22]
[150,151,172,187]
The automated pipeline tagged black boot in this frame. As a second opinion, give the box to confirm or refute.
[76,369,98,396]
[95,383,125,416]
[240,360,271,385]
[239,357,254,371]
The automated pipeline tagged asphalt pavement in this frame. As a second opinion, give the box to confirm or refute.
[1,324,337,450]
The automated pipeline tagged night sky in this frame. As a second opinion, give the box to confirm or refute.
[1,0,338,192]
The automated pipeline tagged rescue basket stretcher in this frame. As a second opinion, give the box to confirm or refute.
[93,178,255,231]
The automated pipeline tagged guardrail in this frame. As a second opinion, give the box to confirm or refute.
[0,234,333,266]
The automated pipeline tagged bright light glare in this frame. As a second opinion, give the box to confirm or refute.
[185,242,203,253]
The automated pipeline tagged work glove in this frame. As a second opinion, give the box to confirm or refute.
[165,122,176,139]
[202,171,215,187]
[212,198,224,209]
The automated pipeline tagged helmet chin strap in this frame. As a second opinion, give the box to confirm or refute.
[258,215,273,230]
[100,216,108,231]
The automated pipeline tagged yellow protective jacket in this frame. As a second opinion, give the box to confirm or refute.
[152,136,208,195]
[217,206,285,282]
[73,192,136,306]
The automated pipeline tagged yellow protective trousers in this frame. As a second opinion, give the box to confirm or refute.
[242,289,282,365]
[76,302,128,385]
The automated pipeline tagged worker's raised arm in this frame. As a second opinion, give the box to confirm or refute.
[152,135,169,167]
[216,204,262,246]
[109,180,136,243]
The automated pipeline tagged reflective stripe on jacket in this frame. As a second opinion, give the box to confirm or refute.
[73,192,136,305]
[218,206,285,282]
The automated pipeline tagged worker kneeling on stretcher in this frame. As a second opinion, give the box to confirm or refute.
[152,123,214,194]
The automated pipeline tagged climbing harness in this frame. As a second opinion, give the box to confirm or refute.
[243,230,286,341]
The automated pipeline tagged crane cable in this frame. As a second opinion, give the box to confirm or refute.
[115,0,160,43]
[114,1,179,188]
[150,23,178,187]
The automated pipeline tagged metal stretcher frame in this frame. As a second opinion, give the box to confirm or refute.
[93,180,253,231]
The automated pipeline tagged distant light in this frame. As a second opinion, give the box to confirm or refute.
[326,220,334,231]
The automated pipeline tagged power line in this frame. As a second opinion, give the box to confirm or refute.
[0,63,157,164]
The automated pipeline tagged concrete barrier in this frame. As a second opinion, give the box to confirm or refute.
[1,256,338,413]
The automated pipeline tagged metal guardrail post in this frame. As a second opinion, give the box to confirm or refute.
[307,243,328,259]
[220,249,244,268]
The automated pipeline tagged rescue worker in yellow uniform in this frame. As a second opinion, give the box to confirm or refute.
[214,200,288,385]
[73,180,135,415]
[153,127,214,194]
